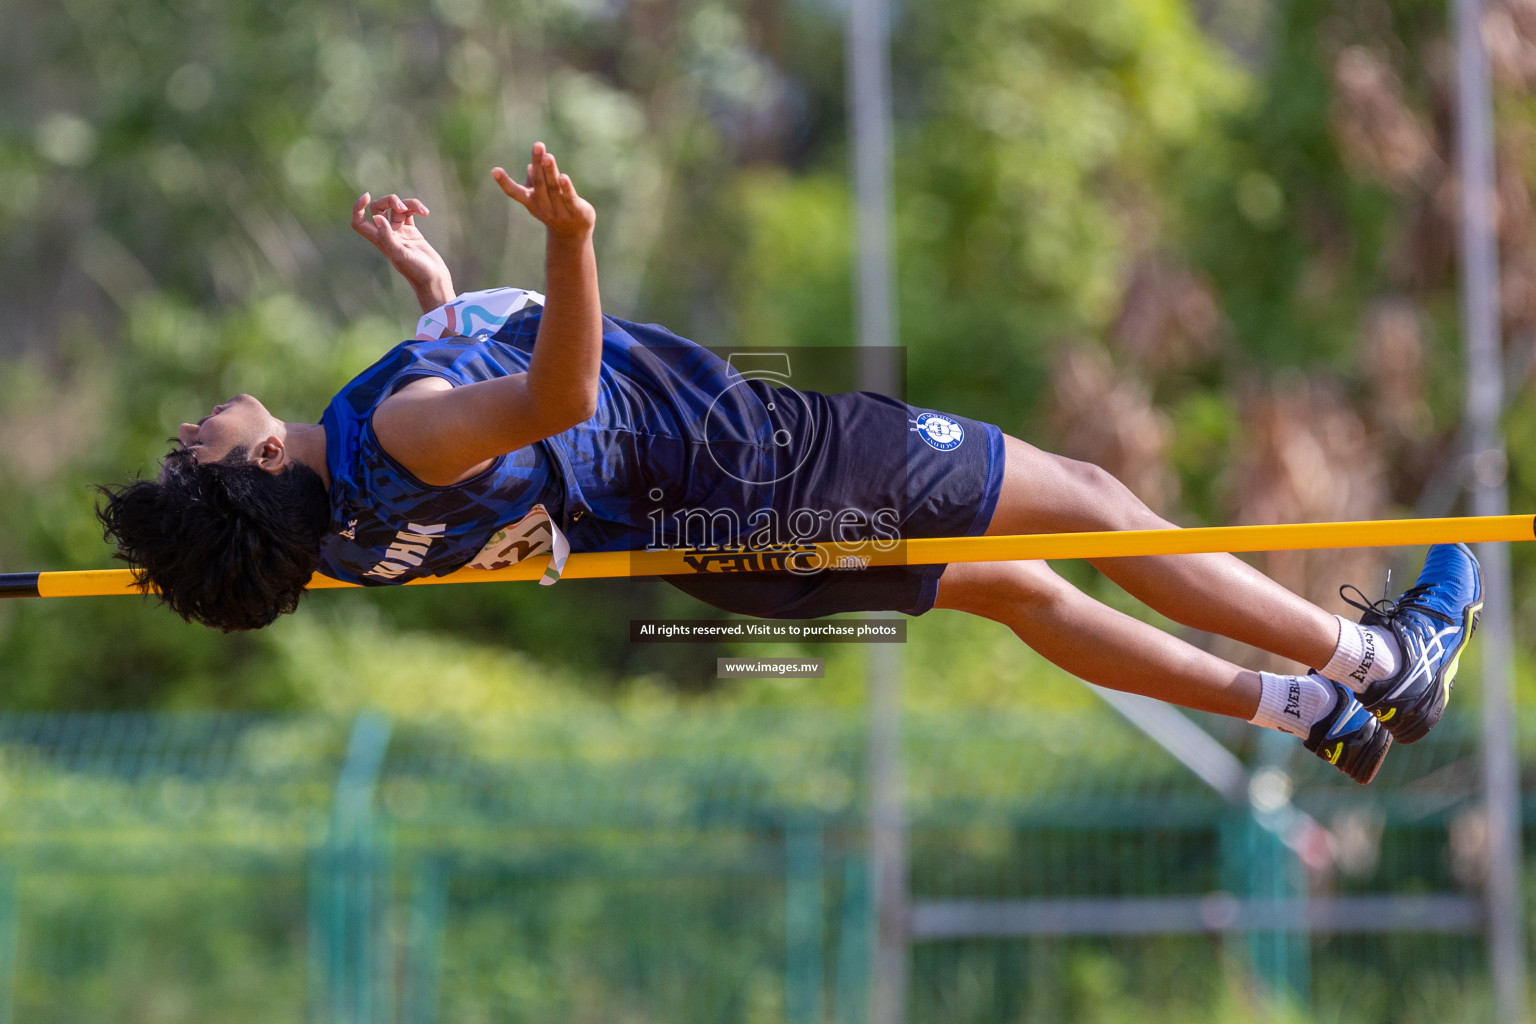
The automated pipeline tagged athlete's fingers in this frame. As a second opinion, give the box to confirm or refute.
[371,214,405,256]
[529,143,555,197]
[492,166,533,206]
[493,165,532,201]
[557,173,579,215]
[370,193,406,215]
[351,193,378,240]
[523,142,541,191]
[528,165,553,213]
[374,194,419,233]
[541,150,561,194]
[405,197,430,217]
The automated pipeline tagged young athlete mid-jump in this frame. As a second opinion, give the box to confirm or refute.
[97,143,1482,784]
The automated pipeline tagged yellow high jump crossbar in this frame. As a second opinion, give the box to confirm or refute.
[1,514,1532,600]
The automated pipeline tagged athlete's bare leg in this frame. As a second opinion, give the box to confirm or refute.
[929,433,1351,720]
[981,434,1341,669]
[934,558,1262,718]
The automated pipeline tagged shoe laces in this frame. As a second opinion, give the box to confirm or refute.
[1339,579,1438,622]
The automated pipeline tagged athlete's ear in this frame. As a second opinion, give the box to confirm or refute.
[252,436,287,475]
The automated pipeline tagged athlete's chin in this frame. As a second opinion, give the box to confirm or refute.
[230,393,269,416]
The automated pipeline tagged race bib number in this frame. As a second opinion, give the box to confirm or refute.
[467,505,571,585]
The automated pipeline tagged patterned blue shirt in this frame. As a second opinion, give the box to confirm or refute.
[316,305,777,585]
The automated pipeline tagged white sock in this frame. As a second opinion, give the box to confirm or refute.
[1250,672,1338,739]
[1320,614,1399,693]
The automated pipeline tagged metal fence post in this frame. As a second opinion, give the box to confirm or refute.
[835,853,872,1024]
[1452,3,1529,1022]
[1220,738,1309,1010]
[1239,816,1310,1005]
[786,817,825,1024]
[1248,736,1310,1007]
[0,867,16,1024]
[310,712,393,1024]
[848,0,907,1014]
[402,855,449,1024]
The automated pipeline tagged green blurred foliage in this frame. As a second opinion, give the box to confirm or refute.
[16,877,307,1024]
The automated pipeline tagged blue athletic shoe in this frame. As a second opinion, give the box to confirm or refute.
[1342,543,1483,744]
[1303,680,1392,784]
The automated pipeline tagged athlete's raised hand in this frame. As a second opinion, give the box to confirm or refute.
[493,142,595,239]
[351,192,455,313]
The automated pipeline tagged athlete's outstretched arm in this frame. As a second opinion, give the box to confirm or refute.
[350,192,456,314]
[491,141,602,429]
[369,142,602,486]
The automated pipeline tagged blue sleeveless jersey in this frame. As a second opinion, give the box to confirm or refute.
[316,298,1006,604]
[316,308,779,585]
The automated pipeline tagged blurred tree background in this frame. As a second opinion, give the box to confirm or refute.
[3,0,1536,730]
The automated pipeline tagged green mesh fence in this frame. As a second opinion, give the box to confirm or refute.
[0,708,1515,1023]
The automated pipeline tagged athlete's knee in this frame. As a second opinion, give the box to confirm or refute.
[1004,562,1075,618]
[936,559,1073,621]
[1050,455,1163,532]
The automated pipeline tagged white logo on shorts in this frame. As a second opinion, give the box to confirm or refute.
[912,412,964,452]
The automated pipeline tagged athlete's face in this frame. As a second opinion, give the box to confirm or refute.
[173,393,277,465]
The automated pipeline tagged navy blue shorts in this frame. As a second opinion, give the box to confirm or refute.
[661,389,1005,618]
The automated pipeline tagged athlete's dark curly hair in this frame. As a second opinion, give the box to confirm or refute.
[95,446,332,631]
